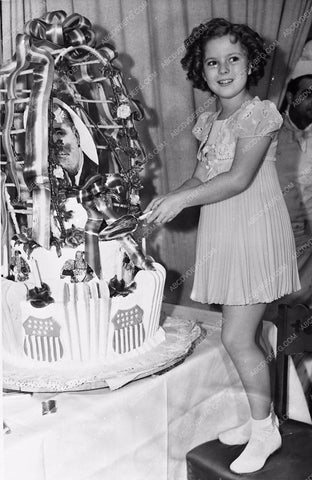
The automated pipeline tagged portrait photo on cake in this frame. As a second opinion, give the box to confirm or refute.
[1,1,312,480]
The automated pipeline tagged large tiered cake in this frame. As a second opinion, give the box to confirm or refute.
[3,246,166,363]
[1,11,167,377]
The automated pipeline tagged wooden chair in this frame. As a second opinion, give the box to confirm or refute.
[186,304,312,480]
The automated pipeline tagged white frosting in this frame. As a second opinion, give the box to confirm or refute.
[2,254,166,367]
[30,240,124,290]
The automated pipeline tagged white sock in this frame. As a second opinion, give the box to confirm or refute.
[218,404,278,446]
[230,413,281,474]
[218,419,251,445]
[251,412,275,434]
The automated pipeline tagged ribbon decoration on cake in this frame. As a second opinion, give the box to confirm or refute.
[23,43,54,249]
[0,11,97,197]
[23,13,97,248]
[77,175,110,279]
[1,172,8,252]
[25,11,96,59]
[77,174,154,278]
[0,12,99,248]
[1,10,148,268]
[52,39,146,194]
[2,34,30,199]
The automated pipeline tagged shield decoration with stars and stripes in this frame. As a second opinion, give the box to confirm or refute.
[112,305,145,354]
[23,316,63,362]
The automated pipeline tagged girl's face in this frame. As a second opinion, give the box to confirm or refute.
[202,34,249,101]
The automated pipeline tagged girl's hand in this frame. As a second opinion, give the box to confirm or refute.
[144,192,185,224]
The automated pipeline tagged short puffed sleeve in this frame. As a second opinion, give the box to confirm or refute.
[235,100,283,138]
[192,111,215,141]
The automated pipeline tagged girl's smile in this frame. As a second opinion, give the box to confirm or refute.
[202,34,250,107]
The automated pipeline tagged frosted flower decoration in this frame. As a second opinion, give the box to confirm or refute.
[53,106,66,123]
[117,103,131,119]
[130,193,140,205]
[53,166,64,179]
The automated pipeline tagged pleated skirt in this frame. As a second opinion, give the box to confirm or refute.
[191,160,301,305]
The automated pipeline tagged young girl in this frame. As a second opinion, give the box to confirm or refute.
[145,17,300,474]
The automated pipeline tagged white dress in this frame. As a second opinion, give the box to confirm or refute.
[190,97,301,306]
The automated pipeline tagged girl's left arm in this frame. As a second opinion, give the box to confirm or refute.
[147,135,272,223]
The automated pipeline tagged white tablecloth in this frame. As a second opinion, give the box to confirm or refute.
[4,317,249,480]
[3,315,310,480]
[4,375,168,480]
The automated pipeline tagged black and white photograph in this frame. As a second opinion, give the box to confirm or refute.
[1,1,312,479]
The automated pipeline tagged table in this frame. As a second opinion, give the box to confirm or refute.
[3,307,311,480]
[3,307,248,480]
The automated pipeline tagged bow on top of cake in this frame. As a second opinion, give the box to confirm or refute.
[0,10,152,281]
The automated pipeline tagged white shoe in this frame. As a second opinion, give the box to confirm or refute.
[230,420,282,474]
[218,420,251,445]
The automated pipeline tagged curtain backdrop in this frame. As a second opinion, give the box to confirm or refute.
[1,0,312,306]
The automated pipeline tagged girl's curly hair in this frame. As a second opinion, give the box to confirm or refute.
[181,18,267,92]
